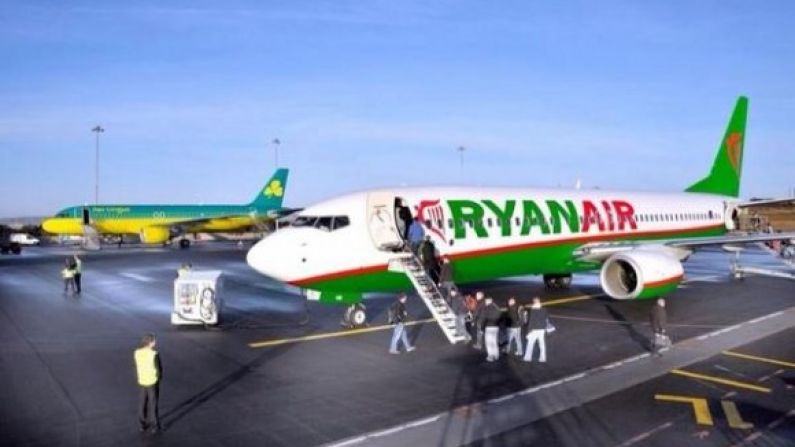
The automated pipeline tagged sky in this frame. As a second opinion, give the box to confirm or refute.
[1,1,794,217]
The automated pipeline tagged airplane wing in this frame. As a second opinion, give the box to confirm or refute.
[736,198,795,208]
[574,232,795,262]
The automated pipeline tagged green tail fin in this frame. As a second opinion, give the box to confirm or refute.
[685,96,748,197]
[249,168,289,210]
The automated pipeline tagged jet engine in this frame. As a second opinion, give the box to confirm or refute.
[140,226,170,244]
[600,250,684,300]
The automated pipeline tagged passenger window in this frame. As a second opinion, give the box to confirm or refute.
[448,218,454,229]
[515,217,521,226]
[487,218,493,227]
[424,219,432,229]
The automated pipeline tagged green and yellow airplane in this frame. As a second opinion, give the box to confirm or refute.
[42,169,289,247]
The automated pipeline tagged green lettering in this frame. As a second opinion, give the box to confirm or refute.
[520,200,550,235]
[483,199,516,237]
[448,200,487,239]
[546,200,579,234]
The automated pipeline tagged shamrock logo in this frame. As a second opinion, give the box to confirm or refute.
[263,180,283,198]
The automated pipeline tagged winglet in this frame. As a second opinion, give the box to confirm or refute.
[685,97,748,198]
[249,169,289,210]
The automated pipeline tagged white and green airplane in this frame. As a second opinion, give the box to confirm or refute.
[247,97,791,325]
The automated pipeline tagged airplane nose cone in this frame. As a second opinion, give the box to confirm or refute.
[247,234,290,282]
[41,219,57,234]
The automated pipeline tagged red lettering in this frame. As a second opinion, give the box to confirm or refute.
[601,200,615,231]
[612,200,637,231]
[581,200,605,232]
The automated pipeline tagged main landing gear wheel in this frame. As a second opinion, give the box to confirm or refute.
[543,274,572,289]
[179,239,191,249]
[342,304,367,328]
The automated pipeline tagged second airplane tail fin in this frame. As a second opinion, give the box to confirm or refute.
[250,168,289,210]
[685,96,748,198]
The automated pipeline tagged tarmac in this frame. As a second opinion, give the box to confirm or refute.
[0,243,793,447]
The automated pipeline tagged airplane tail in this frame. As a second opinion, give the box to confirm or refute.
[685,96,748,198]
[249,169,289,210]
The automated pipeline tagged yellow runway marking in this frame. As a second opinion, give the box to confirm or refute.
[248,293,599,349]
[248,318,436,348]
[654,394,713,425]
[670,369,771,394]
[721,400,754,429]
[543,294,600,306]
[723,350,795,368]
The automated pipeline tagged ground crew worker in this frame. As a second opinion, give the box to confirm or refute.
[483,297,502,362]
[471,291,486,350]
[506,297,524,356]
[650,298,668,356]
[134,333,162,433]
[389,294,415,354]
[524,297,549,363]
[72,255,82,294]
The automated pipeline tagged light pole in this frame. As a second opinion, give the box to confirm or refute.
[457,145,466,179]
[272,138,281,168]
[92,125,105,203]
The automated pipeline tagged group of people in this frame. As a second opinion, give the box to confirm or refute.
[462,293,552,363]
[60,254,82,294]
[388,290,553,363]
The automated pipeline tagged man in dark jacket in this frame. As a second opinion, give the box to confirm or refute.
[397,199,413,241]
[419,236,439,283]
[483,297,502,362]
[389,294,415,354]
[471,292,485,350]
[523,297,549,362]
[650,298,668,356]
[438,256,454,298]
[505,298,524,356]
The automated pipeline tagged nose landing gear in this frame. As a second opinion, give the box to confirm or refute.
[342,304,367,328]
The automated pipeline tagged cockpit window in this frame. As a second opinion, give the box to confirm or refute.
[315,217,333,231]
[332,216,350,230]
[292,216,318,227]
[292,215,350,231]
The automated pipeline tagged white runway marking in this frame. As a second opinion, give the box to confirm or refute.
[120,272,155,283]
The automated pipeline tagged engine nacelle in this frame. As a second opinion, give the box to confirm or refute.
[140,226,170,244]
[600,250,684,300]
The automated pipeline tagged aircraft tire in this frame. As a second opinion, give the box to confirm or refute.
[179,239,190,249]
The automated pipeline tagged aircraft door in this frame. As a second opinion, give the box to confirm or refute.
[366,192,403,251]
[82,207,91,225]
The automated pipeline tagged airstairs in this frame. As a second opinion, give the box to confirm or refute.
[389,254,467,344]
[81,225,101,251]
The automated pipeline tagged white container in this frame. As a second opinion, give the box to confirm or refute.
[171,270,223,326]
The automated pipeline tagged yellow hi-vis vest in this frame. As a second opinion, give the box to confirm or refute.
[134,347,159,386]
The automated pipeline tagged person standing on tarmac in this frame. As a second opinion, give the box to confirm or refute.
[505,298,524,356]
[650,298,668,357]
[134,333,163,434]
[523,297,549,363]
[61,258,76,294]
[389,294,416,354]
[483,297,502,362]
[72,255,82,294]
[471,292,486,350]
[450,289,470,341]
